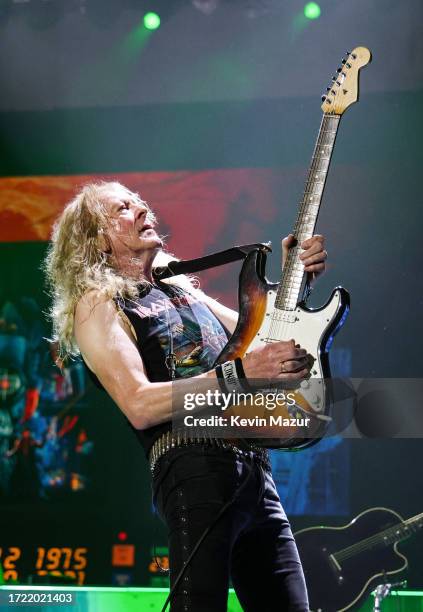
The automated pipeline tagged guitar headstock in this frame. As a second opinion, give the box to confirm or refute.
[321,47,371,115]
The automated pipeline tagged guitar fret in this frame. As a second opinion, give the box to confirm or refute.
[305,186,323,196]
[281,290,298,295]
[276,114,340,311]
[281,283,302,291]
[334,512,423,563]
[299,202,320,209]
[305,185,324,193]
[285,284,302,290]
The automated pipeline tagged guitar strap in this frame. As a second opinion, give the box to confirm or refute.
[152,242,272,280]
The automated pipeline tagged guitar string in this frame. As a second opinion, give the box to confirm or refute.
[267,114,330,344]
[264,113,340,438]
[269,114,337,340]
[335,513,423,561]
[265,113,340,368]
[262,115,338,430]
[332,513,423,562]
[265,115,335,414]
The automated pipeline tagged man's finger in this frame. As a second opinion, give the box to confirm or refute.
[301,251,327,266]
[278,368,310,381]
[300,242,326,258]
[301,234,324,249]
[304,263,326,273]
[282,233,296,248]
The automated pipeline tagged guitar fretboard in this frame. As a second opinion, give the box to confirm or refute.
[334,512,423,562]
[275,114,340,311]
[380,512,423,546]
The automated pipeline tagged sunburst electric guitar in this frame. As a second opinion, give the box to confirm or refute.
[215,47,371,449]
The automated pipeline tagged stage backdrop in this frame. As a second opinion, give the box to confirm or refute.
[0,84,422,588]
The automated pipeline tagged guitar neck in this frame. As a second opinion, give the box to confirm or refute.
[336,512,423,561]
[382,512,423,545]
[275,113,341,311]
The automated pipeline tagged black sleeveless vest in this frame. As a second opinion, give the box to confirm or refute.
[86,281,230,456]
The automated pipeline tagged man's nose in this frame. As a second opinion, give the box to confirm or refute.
[133,203,147,221]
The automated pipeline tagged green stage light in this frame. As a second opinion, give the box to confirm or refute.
[143,12,160,30]
[304,2,321,19]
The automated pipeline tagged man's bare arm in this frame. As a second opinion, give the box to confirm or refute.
[74,292,309,431]
[74,292,219,430]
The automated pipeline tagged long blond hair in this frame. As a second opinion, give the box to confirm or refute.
[44,181,181,359]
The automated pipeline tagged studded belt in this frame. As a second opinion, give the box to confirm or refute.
[148,430,271,475]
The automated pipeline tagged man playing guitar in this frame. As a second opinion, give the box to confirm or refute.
[45,180,327,611]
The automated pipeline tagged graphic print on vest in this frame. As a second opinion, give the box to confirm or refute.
[122,285,229,380]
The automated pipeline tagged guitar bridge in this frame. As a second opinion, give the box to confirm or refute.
[328,553,344,584]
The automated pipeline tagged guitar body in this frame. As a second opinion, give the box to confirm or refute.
[215,248,350,449]
[295,508,409,612]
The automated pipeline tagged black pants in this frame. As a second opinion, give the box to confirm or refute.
[152,445,309,612]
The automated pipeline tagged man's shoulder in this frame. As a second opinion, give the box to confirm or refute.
[75,289,117,326]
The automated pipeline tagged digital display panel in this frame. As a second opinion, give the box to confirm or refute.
[0,547,87,584]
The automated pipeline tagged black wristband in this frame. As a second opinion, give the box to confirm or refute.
[234,357,254,393]
[215,359,253,395]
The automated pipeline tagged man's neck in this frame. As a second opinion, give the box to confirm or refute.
[113,250,156,283]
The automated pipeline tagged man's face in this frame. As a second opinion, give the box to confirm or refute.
[102,185,162,255]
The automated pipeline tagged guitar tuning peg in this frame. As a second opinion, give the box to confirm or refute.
[326,87,331,92]
[337,67,342,73]
[332,76,337,81]
[346,51,351,55]
[341,59,347,64]
[321,95,326,101]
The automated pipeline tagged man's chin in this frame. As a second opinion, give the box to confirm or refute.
[140,234,163,249]
[153,236,164,249]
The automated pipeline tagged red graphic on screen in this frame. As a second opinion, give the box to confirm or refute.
[0,167,300,305]
[0,168,286,246]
